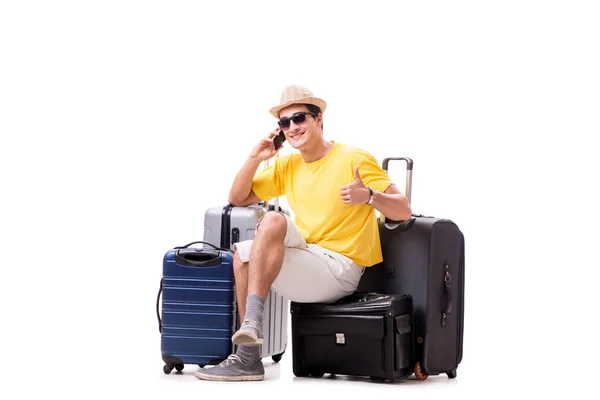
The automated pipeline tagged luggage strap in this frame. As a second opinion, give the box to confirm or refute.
[441,262,453,328]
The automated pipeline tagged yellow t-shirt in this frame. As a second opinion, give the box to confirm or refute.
[251,142,392,267]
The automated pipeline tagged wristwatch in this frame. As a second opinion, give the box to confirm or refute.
[366,187,374,205]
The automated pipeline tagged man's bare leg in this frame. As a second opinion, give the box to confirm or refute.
[233,251,249,324]
[194,212,286,382]
[248,212,286,298]
[232,212,286,346]
[231,251,261,365]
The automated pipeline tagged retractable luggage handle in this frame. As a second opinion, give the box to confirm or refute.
[382,157,413,203]
[380,157,414,224]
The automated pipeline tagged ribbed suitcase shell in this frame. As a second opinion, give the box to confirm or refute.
[160,247,236,370]
[204,204,288,360]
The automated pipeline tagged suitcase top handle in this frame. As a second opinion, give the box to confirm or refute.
[173,241,233,267]
[173,241,231,252]
[176,249,223,267]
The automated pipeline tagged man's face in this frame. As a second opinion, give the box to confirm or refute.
[278,104,321,150]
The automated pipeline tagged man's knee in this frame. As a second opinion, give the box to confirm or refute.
[257,211,287,237]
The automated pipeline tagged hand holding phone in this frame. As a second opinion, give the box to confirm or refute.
[250,129,285,161]
[273,130,286,150]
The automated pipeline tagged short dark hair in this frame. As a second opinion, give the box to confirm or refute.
[305,104,323,131]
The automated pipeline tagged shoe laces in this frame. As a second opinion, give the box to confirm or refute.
[224,354,241,365]
[242,319,260,329]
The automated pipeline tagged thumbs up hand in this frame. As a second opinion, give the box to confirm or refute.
[340,166,370,204]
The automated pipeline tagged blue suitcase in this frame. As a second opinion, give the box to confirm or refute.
[157,241,237,374]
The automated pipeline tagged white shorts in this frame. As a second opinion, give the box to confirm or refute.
[233,212,365,304]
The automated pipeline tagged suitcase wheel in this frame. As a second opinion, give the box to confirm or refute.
[370,376,386,383]
[414,362,428,381]
[271,351,284,363]
[309,372,324,378]
[447,369,457,379]
[198,364,206,368]
[163,364,184,374]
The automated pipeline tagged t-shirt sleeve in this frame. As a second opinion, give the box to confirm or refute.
[357,152,394,194]
[251,158,285,202]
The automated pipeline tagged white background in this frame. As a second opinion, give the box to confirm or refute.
[1,1,599,398]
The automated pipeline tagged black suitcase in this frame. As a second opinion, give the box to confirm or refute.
[290,292,414,382]
[358,157,465,380]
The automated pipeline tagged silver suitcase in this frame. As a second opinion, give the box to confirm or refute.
[204,189,289,362]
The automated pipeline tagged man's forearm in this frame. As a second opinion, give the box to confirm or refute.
[228,156,262,205]
[371,190,412,221]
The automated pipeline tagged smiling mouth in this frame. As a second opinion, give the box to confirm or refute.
[289,132,304,140]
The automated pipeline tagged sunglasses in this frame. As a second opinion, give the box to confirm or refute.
[277,111,317,129]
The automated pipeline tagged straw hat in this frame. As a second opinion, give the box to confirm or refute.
[269,84,327,118]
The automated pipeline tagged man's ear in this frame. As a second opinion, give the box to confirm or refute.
[316,113,323,128]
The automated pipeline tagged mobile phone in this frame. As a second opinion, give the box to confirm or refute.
[273,130,286,150]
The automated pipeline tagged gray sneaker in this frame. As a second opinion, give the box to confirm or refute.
[194,355,264,382]
[231,319,263,346]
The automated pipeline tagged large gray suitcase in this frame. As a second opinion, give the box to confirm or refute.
[204,202,289,362]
